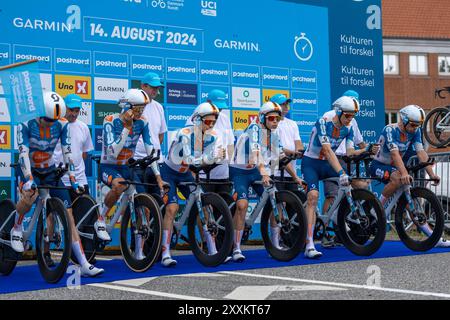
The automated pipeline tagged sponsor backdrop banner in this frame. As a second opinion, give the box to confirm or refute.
[0,0,384,241]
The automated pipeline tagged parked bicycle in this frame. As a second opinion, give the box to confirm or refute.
[0,164,72,283]
[423,86,450,148]
[71,151,163,272]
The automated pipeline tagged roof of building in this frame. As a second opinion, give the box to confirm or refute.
[383,0,450,40]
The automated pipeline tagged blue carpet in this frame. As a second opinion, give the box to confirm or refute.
[1,241,450,295]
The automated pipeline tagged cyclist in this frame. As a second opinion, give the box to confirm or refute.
[53,94,94,201]
[14,91,104,277]
[96,89,165,261]
[135,72,167,195]
[302,96,372,259]
[160,102,224,267]
[369,105,449,247]
[270,94,304,192]
[229,101,302,262]
[185,89,235,194]
[321,90,379,248]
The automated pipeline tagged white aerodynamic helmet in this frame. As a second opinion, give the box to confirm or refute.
[400,105,425,126]
[259,101,282,123]
[118,89,150,109]
[333,96,360,116]
[43,91,66,120]
[191,102,220,122]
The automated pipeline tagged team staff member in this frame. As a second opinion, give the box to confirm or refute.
[270,94,304,191]
[135,72,167,194]
[186,89,235,194]
[53,94,94,201]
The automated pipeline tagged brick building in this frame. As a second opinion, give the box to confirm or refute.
[382,0,450,125]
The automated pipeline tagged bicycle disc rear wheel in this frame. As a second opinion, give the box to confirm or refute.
[0,200,19,276]
[337,189,386,256]
[260,190,307,261]
[36,198,72,283]
[187,193,233,267]
[120,194,162,272]
[71,195,98,264]
[395,187,444,251]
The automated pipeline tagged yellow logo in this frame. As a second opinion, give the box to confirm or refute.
[233,110,259,130]
[262,89,290,103]
[54,74,92,99]
[0,125,11,150]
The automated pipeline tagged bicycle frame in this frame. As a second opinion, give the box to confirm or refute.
[0,189,51,249]
[436,110,450,131]
[172,184,205,235]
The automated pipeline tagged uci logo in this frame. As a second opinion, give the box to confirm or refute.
[201,1,217,16]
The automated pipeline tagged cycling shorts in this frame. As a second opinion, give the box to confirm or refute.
[99,164,145,193]
[229,166,264,201]
[160,163,195,205]
[301,156,340,194]
[369,160,398,184]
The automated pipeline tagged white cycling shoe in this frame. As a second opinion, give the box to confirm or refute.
[304,247,323,259]
[10,227,24,253]
[81,264,104,277]
[134,251,146,260]
[232,250,246,262]
[94,220,111,242]
[162,256,177,267]
[436,238,450,248]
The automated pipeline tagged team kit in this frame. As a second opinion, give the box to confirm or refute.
[5,71,447,280]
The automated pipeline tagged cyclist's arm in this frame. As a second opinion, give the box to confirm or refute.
[416,149,436,177]
[285,162,300,179]
[322,143,345,173]
[391,149,408,176]
[17,123,33,181]
[104,117,130,159]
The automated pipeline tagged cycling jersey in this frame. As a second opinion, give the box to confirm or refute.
[164,125,222,173]
[100,113,159,175]
[17,118,75,180]
[373,124,424,165]
[304,113,354,160]
[230,122,282,173]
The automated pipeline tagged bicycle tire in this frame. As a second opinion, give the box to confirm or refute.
[0,200,19,276]
[336,189,386,256]
[36,198,72,283]
[260,190,307,261]
[423,107,450,148]
[187,192,233,267]
[71,195,98,264]
[120,193,162,272]
[395,187,444,251]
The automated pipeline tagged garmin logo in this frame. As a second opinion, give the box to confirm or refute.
[12,5,81,33]
[214,39,260,52]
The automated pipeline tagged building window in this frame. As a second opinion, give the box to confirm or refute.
[383,53,399,75]
[385,111,398,125]
[409,54,428,75]
[438,56,450,75]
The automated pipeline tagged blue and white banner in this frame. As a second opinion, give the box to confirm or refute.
[0,60,45,123]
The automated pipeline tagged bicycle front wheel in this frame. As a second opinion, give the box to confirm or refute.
[187,193,233,267]
[36,198,72,283]
[71,195,98,264]
[120,193,162,272]
[423,107,450,148]
[0,200,19,276]
[337,189,386,256]
[260,190,307,261]
[395,187,444,251]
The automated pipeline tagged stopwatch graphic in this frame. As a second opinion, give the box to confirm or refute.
[294,33,314,61]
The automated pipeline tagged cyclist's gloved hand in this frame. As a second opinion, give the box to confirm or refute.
[69,176,80,192]
[430,174,441,186]
[338,170,350,186]
[22,179,37,191]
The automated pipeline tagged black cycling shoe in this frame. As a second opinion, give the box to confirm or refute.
[44,252,55,267]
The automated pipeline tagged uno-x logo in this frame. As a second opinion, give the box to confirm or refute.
[248,115,258,123]
[75,80,88,94]
[0,130,7,145]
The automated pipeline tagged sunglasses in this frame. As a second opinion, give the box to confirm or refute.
[267,115,281,122]
[342,112,355,119]
[202,119,217,126]
[408,122,421,129]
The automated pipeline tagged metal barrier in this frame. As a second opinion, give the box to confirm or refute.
[406,152,450,228]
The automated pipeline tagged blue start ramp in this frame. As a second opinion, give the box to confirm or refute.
[1,241,450,295]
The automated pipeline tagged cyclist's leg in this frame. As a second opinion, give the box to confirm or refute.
[99,165,128,218]
[301,156,323,258]
[144,166,160,195]
[370,160,400,204]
